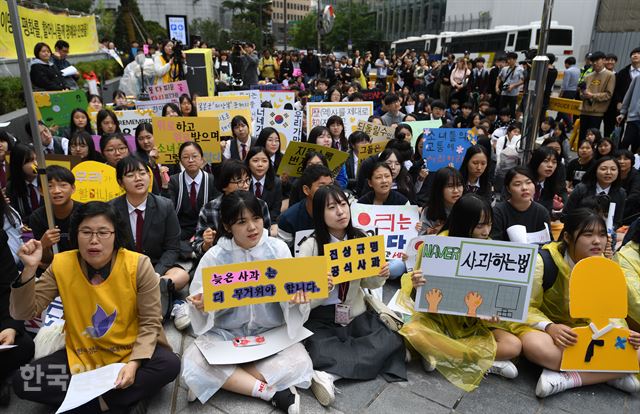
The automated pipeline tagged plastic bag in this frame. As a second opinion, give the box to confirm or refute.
[33,321,66,360]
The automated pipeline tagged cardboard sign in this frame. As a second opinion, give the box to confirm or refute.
[325,236,386,283]
[197,95,252,135]
[147,80,190,101]
[357,142,386,162]
[413,236,536,322]
[549,97,582,116]
[307,102,373,135]
[70,161,124,202]
[422,128,476,171]
[219,90,261,115]
[135,99,176,116]
[277,141,349,178]
[561,257,639,373]
[201,256,329,311]
[250,84,284,90]
[350,203,419,260]
[89,109,155,136]
[405,120,443,147]
[259,90,296,110]
[356,120,395,143]
[45,154,82,171]
[34,90,88,128]
[253,108,304,144]
[152,117,221,165]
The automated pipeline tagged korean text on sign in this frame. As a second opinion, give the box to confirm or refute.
[421,128,475,171]
[147,80,189,101]
[196,95,252,134]
[306,102,373,135]
[325,236,386,283]
[277,141,349,178]
[152,117,222,165]
[356,120,395,143]
[202,256,329,311]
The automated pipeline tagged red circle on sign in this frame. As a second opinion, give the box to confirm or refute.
[414,240,424,250]
[358,212,371,226]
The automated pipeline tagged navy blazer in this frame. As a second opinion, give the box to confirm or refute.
[250,177,283,222]
[110,193,181,275]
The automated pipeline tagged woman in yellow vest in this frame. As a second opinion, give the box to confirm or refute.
[10,201,180,412]
[258,50,280,81]
[153,39,185,85]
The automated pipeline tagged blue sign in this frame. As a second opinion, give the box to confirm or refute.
[421,128,476,171]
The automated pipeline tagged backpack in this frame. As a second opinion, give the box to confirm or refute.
[539,248,559,291]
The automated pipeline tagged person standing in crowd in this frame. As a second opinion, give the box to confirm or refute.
[556,56,580,129]
[496,52,524,118]
[439,54,455,105]
[488,55,506,108]
[617,63,640,152]
[258,50,279,80]
[578,51,616,141]
[30,42,66,91]
[239,43,259,87]
[615,149,640,225]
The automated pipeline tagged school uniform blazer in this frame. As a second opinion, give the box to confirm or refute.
[250,177,283,222]
[345,151,358,191]
[110,193,181,275]
[563,183,626,230]
[227,137,257,160]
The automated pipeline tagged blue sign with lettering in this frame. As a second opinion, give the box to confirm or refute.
[421,128,476,171]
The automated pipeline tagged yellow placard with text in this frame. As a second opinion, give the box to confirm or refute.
[549,97,582,116]
[202,256,329,311]
[152,117,222,165]
[277,141,349,178]
[326,236,387,284]
[196,95,252,136]
[0,2,99,59]
[70,161,153,203]
[357,142,386,162]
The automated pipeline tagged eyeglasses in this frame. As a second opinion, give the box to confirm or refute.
[78,230,115,239]
[104,146,129,154]
[229,178,251,186]
[123,169,149,179]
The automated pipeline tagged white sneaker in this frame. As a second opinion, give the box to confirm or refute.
[311,371,335,406]
[487,360,519,379]
[535,369,574,398]
[421,355,437,372]
[607,374,640,393]
[171,300,191,331]
[187,388,197,403]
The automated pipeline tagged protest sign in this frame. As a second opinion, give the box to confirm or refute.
[422,128,476,171]
[307,102,373,135]
[360,89,385,113]
[260,90,296,109]
[350,203,420,260]
[71,161,123,202]
[45,154,82,171]
[356,120,395,143]
[147,80,190,101]
[325,236,386,283]
[201,256,329,311]
[197,95,252,135]
[277,141,349,178]
[153,117,221,164]
[357,141,386,162]
[413,236,536,322]
[218,90,261,114]
[250,84,284,90]
[549,97,582,116]
[253,108,304,144]
[34,90,88,128]
[405,120,443,147]
[135,99,175,116]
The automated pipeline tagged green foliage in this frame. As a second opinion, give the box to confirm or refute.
[74,58,123,86]
[190,18,229,49]
[92,0,116,41]
[222,0,273,48]
[46,0,93,13]
[144,20,166,42]
[290,14,317,50]
[0,77,26,115]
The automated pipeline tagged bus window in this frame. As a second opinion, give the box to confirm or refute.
[507,33,516,48]
[516,30,531,50]
[535,29,572,46]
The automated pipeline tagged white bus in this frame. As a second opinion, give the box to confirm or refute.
[391,21,574,66]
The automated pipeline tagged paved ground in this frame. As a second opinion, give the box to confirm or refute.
[5,282,640,414]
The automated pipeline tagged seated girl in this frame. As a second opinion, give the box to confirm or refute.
[419,167,463,235]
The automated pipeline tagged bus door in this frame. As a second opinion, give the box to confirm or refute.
[505,31,517,51]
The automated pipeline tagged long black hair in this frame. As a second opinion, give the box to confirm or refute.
[255,127,282,154]
[459,145,490,195]
[528,146,561,199]
[426,167,463,222]
[312,185,365,255]
[581,155,621,190]
[378,148,415,202]
[245,146,276,191]
[7,143,35,198]
[70,131,102,162]
[441,193,493,238]
[134,122,154,158]
[326,115,347,150]
[68,108,93,136]
[217,191,264,239]
[96,109,121,135]
[558,207,607,255]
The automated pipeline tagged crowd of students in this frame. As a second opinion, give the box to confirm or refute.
[2,43,640,413]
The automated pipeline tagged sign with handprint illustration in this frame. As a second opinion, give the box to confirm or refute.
[414,236,536,322]
[560,257,639,373]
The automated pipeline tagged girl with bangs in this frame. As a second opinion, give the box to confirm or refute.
[400,193,523,392]
[419,167,463,235]
[298,185,405,407]
[183,191,313,413]
[326,115,348,152]
[459,145,492,202]
[527,146,566,217]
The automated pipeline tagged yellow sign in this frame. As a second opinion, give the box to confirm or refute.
[326,236,387,284]
[357,142,386,162]
[561,257,639,372]
[152,117,222,165]
[202,256,329,311]
[356,120,395,143]
[196,95,252,136]
[184,48,215,97]
[549,97,582,116]
[277,141,349,178]
[71,161,124,203]
[0,2,99,59]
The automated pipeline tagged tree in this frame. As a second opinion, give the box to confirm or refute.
[92,0,115,41]
[47,0,92,13]
[290,14,317,50]
[190,18,229,49]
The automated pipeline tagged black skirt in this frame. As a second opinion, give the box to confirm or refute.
[304,305,407,382]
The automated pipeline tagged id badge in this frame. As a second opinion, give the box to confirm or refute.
[335,304,352,325]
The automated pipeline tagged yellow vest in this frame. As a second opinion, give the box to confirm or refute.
[53,249,140,373]
[156,55,180,85]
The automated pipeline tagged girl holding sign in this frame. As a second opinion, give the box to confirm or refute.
[401,193,523,391]
[183,191,313,412]
[521,208,640,397]
[299,185,405,407]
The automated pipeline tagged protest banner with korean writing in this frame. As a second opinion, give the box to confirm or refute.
[70,161,123,202]
[413,236,536,322]
[307,102,373,135]
[45,154,82,171]
[147,80,190,101]
[218,90,261,114]
[405,120,443,147]
[325,236,386,283]
[357,141,386,162]
[356,120,395,143]
[152,117,221,164]
[89,109,155,136]
[253,108,304,144]
[135,99,176,116]
[421,128,476,171]
[197,95,252,135]
[277,142,349,178]
[202,256,329,311]
[34,90,88,128]
[350,203,420,260]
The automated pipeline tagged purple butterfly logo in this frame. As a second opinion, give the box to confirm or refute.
[84,305,117,338]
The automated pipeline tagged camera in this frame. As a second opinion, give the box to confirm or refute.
[170,38,185,81]
[501,83,511,92]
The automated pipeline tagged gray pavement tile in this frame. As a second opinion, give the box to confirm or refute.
[367,385,451,414]
[398,361,465,408]
[542,384,627,414]
[209,389,275,413]
[625,392,640,413]
[174,385,191,414]
[331,377,389,412]
[297,388,345,413]
[165,321,185,355]
[177,401,227,414]
[147,377,179,414]
[3,393,53,414]
[453,374,541,414]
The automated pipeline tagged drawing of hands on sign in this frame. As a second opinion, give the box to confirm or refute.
[425,288,442,313]
[464,291,483,317]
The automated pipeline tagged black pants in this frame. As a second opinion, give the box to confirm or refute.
[0,332,34,381]
[499,95,518,118]
[12,345,180,413]
[621,120,640,153]
[579,115,603,141]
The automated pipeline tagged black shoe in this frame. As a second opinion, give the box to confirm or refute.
[159,278,175,322]
[127,398,148,414]
[270,387,300,414]
[0,380,10,407]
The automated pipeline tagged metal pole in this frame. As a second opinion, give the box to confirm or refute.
[259,0,263,49]
[317,0,321,53]
[537,0,554,55]
[283,0,287,51]
[7,0,58,252]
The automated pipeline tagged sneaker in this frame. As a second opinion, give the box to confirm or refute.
[187,389,198,403]
[421,355,437,372]
[171,300,191,331]
[311,371,335,406]
[487,360,519,379]
[271,387,300,414]
[607,374,640,393]
[535,369,574,398]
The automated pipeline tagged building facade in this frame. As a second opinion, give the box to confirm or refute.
[272,0,312,47]
[373,0,446,43]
